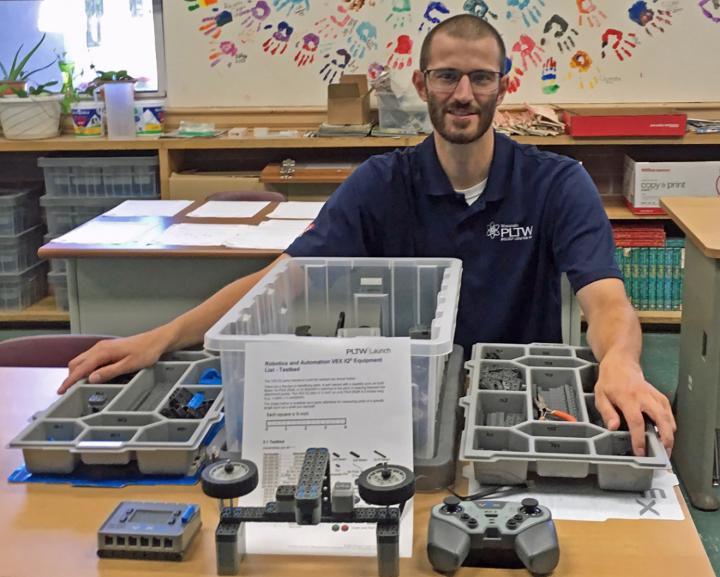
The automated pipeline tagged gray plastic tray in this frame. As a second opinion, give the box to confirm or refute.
[9,350,223,476]
[460,343,669,491]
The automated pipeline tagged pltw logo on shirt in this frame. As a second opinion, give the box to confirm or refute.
[486,221,534,241]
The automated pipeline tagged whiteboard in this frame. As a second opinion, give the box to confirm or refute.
[164,0,720,107]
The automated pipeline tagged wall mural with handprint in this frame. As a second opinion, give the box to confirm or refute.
[164,0,719,106]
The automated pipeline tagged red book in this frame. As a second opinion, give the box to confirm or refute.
[564,112,686,137]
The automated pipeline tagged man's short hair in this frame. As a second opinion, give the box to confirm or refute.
[419,14,506,74]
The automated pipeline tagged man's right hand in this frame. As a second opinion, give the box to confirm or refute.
[58,327,175,394]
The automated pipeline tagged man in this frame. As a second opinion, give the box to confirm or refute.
[61,15,674,457]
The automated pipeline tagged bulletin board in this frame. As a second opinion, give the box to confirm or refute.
[164,0,720,107]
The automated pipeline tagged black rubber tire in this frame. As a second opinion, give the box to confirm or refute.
[201,459,259,499]
[357,463,415,506]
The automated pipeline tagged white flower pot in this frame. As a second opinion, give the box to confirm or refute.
[0,94,63,140]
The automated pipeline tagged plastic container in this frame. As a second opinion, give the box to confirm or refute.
[0,94,63,139]
[0,261,48,310]
[135,99,166,135]
[38,156,159,198]
[70,101,105,137]
[40,195,158,236]
[43,234,67,274]
[0,225,43,273]
[0,187,42,236]
[102,81,136,139]
[459,343,669,491]
[9,351,224,475]
[376,92,432,134]
[204,257,462,460]
[47,271,68,310]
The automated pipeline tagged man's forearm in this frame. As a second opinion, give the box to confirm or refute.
[585,298,642,365]
[160,255,288,352]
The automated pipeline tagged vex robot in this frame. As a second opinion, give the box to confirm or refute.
[201,448,415,577]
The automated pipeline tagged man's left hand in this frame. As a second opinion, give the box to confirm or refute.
[593,352,676,457]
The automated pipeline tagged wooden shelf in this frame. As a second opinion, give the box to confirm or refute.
[0,296,70,323]
[637,310,682,324]
[602,196,671,220]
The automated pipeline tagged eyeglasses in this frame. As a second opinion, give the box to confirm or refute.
[423,68,503,95]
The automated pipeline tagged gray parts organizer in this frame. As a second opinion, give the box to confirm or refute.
[460,343,668,491]
[9,350,223,476]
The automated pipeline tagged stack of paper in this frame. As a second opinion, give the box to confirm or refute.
[494,105,565,137]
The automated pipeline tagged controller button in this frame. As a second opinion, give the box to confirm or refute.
[442,496,462,513]
[466,518,478,528]
[460,513,470,520]
[513,514,524,522]
[506,519,518,529]
[521,498,540,516]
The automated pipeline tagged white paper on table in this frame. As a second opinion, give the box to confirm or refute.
[267,201,325,220]
[186,201,270,219]
[52,220,160,245]
[102,200,192,217]
[157,223,242,246]
[295,162,355,169]
[464,465,684,521]
[223,220,312,249]
[242,338,414,557]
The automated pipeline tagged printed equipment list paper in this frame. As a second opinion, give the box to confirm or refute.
[242,337,414,557]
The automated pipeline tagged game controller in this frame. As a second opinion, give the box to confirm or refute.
[427,497,559,575]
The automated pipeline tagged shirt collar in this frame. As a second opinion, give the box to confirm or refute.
[414,131,514,204]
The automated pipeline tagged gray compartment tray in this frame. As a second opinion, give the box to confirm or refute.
[460,343,669,491]
[9,350,223,476]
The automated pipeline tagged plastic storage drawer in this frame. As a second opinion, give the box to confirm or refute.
[0,225,43,273]
[40,195,159,236]
[204,257,462,460]
[48,271,69,311]
[9,350,224,475]
[38,156,159,198]
[0,187,41,236]
[0,261,48,310]
[459,343,669,491]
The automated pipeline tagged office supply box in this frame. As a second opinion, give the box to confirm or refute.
[205,257,462,460]
[327,75,371,126]
[623,155,720,214]
[563,109,686,137]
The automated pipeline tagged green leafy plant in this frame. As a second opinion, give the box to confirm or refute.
[0,34,55,82]
[8,81,60,98]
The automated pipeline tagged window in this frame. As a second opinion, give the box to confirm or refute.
[0,0,165,94]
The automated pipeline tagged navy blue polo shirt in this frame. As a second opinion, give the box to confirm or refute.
[286,131,621,354]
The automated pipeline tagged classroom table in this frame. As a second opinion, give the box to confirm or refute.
[0,367,714,577]
[38,201,282,336]
[661,196,720,511]
[38,200,583,345]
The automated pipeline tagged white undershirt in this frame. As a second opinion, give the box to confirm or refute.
[454,178,488,206]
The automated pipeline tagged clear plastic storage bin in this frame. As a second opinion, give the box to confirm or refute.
[48,271,68,310]
[376,93,432,134]
[40,195,158,236]
[205,257,462,459]
[0,187,41,236]
[38,156,159,198]
[0,225,43,273]
[0,261,48,310]
[43,234,67,274]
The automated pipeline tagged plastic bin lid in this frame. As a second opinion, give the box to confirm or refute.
[0,187,41,205]
[0,224,44,244]
[38,156,159,168]
[40,195,160,207]
[204,256,462,358]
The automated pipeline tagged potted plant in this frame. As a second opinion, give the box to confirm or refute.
[0,34,63,140]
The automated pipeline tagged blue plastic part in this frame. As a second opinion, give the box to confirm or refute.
[198,368,222,385]
[181,504,198,524]
[188,391,205,410]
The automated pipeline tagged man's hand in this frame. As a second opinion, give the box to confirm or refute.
[593,352,675,456]
[58,327,174,394]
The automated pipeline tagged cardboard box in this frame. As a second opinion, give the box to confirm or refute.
[622,156,720,214]
[168,171,270,201]
[327,75,371,125]
[563,109,686,137]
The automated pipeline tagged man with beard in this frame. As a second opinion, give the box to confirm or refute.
[61,15,674,458]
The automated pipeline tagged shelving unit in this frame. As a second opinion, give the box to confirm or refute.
[2,121,713,326]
